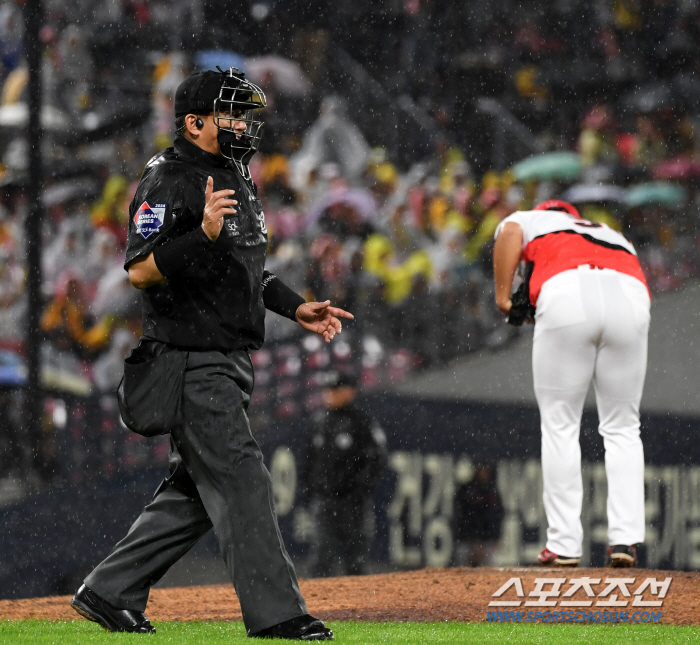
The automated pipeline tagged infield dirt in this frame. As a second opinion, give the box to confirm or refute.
[0,567,697,625]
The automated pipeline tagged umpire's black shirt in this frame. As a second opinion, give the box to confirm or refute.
[125,135,283,352]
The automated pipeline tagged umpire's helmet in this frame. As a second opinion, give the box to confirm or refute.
[174,67,267,165]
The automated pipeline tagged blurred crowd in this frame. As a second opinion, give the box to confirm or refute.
[1,0,700,479]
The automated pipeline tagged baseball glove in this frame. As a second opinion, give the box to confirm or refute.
[506,261,536,327]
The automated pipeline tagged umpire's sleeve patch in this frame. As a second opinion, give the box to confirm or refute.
[135,202,167,239]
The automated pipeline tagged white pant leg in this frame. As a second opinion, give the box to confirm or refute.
[533,270,599,557]
[593,271,649,546]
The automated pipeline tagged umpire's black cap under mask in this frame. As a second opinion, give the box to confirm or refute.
[175,70,224,117]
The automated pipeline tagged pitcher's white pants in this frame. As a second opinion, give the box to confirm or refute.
[532,266,649,557]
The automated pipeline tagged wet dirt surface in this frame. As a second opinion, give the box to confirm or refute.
[1,567,697,625]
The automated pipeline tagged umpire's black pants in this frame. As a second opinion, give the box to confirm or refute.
[84,349,307,634]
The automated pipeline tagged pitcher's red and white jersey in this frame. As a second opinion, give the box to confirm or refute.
[495,209,649,305]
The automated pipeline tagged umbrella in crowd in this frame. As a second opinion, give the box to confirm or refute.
[246,56,313,96]
[652,156,700,181]
[512,152,582,182]
[0,350,26,387]
[622,81,674,114]
[625,182,687,208]
[195,50,246,73]
[561,184,627,204]
[42,178,100,208]
[306,188,377,229]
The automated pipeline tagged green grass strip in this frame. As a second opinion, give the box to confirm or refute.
[0,620,699,644]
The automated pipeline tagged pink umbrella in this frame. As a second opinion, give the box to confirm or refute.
[653,156,700,180]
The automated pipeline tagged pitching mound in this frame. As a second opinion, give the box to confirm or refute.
[0,567,698,625]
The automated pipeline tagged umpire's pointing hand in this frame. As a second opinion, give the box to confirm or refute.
[295,300,354,343]
[201,176,238,241]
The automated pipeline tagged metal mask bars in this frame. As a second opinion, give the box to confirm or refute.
[214,67,267,167]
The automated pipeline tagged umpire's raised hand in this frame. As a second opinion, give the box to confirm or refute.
[201,176,238,241]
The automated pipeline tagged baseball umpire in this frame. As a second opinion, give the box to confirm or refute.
[493,200,650,568]
[70,68,351,639]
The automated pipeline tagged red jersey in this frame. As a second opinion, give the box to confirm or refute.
[495,210,649,305]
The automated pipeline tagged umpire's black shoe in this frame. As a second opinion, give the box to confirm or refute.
[251,614,334,640]
[70,585,156,634]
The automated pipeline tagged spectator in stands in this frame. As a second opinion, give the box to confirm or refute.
[83,229,121,290]
[90,175,130,247]
[42,218,87,295]
[465,173,519,265]
[578,105,618,167]
[40,271,113,361]
[290,96,370,191]
[633,114,668,171]
[362,232,432,306]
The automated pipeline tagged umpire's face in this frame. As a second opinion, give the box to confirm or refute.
[183,112,246,157]
[216,107,248,136]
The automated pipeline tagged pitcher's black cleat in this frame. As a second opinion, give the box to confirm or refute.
[251,614,334,640]
[70,585,156,633]
[606,544,638,568]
